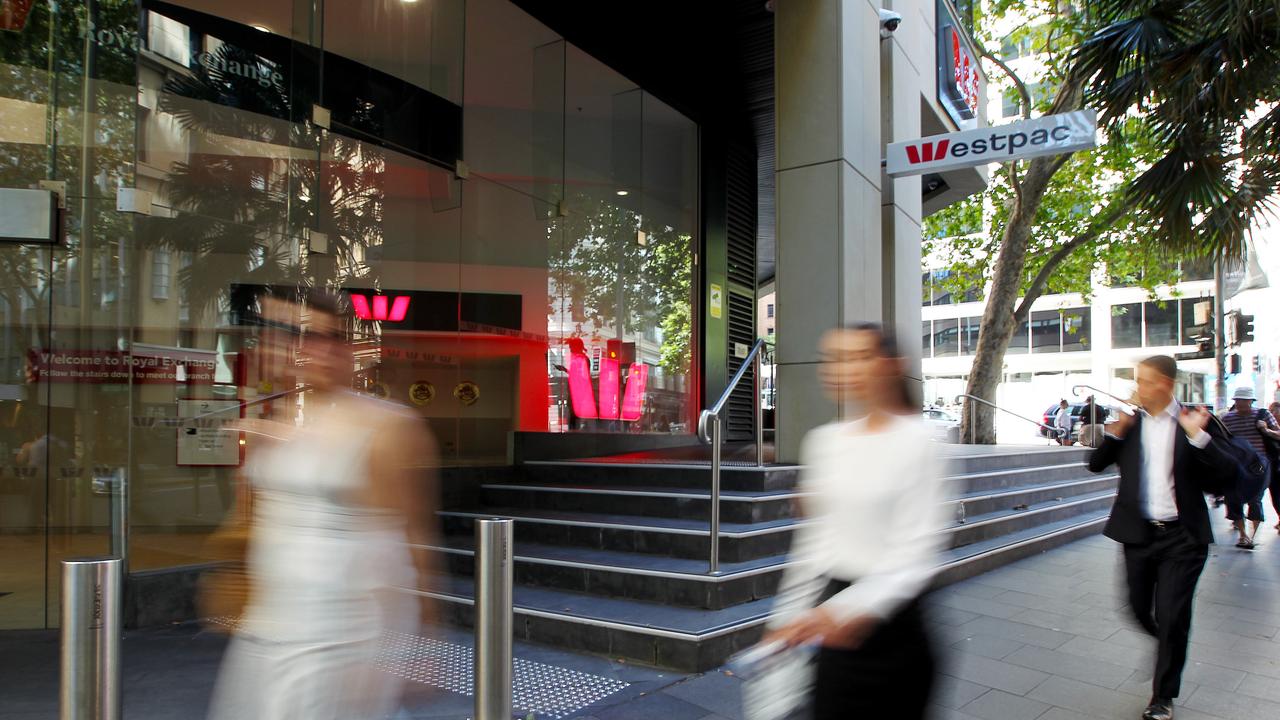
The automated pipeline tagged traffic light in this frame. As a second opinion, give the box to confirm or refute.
[1253,356,1262,373]
[605,339,636,366]
[1229,354,1242,375]
[1238,313,1256,345]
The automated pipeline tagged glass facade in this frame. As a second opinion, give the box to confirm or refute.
[0,0,698,628]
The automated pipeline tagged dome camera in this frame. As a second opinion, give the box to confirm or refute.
[878,9,903,39]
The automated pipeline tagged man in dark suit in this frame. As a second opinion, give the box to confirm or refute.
[1089,355,1235,720]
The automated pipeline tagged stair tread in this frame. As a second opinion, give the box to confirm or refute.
[433,536,790,577]
[945,461,1089,482]
[950,473,1119,502]
[482,482,805,502]
[425,572,773,636]
[439,507,806,536]
[941,509,1111,565]
[947,488,1117,529]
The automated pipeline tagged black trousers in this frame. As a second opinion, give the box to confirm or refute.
[811,581,935,720]
[1226,457,1268,523]
[1123,525,1208,699]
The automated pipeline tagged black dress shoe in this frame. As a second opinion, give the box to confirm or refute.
[1142,697,1173,720]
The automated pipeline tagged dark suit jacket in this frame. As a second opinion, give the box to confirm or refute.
[1088,413,1235,546]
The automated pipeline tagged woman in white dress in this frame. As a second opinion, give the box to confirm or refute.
[760,323,946,720]
[207,290,438,720]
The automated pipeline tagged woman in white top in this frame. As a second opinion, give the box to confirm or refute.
[1056,400,1073,445]
[207,290,439,720]
[761,323,946,720]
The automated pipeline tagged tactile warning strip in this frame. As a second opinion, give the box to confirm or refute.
[206,619,629,719]
[377,631,630,719]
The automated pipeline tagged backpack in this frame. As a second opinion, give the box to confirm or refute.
[1254,408,1280,460]
[1208,413,1266,494]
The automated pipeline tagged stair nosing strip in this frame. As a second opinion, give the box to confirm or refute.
[942,490,1117,533]
[481,483,811,503]
[944,473,1120,505]
[412,543,792,581]
[402,587,770,640]
[944,461,1089,481]
[522,460,800,472]
[940,514,1109,570]
[438,509,812,537]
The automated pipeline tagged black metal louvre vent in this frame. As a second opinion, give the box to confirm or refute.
[726,291,756,439]
[725,146,757,289]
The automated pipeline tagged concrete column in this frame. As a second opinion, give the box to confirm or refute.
[774,0,885,462]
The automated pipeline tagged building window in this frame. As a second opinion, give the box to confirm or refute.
[1180,297,1213,345]
[1002,88,1022,118]
[1005,320,1030,354]
[766,303,774,319]
[766,327,774,337]
[933,318,960,357]
[1030,310,1061,353]
[1062,308,1091,352]
[1112,303,1143,349]
[1144,301,1178,347]
[922,320,932,358]
[961,317,981,354]
[147,12,191,67]
[151,249,171,301]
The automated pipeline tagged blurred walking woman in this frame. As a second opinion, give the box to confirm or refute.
[760,323,946,720]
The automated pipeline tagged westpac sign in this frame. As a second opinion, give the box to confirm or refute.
[886,110,1097,177]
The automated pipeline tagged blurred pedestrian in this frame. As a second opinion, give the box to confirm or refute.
[1271,401,1280,532]
[1056,399,1073,445]
[1087,356,1235,720]
[206,290,439,720]
[1219,386,1276,548]
[1079,395,1106,448]
[752,323,945,720]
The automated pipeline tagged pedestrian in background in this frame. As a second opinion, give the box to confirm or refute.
[1219,386,1276,548]
[1271,401,1280,533]
[1056,399,1073,445]
[1088,356,1235,720]
[753,323,946,720]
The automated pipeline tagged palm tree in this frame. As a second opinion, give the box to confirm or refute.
[1075,0,1280,257]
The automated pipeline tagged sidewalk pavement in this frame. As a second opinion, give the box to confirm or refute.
[4,505,1279,720]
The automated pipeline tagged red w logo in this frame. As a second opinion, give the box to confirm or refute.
[350,294,410,322]
[905,140,951,164]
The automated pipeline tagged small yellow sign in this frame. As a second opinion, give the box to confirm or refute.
[710,284,723,320]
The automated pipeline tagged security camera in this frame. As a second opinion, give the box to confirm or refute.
[878,9,903,39]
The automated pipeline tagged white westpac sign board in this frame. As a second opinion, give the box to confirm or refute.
[886,110,1097,177]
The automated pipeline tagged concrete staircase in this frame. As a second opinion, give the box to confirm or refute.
[423,445,1114,671]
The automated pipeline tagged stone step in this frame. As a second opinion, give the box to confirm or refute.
[520,460,800,493]
[478,483,806,524]
[944,489,1117,550]
[422,537,788,610]
[945,474,1120,520]
[943,446,1092,475]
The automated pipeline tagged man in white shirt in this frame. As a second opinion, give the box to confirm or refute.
[1089,356,1235,720]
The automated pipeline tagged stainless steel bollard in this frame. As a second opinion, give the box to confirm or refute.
[474,519,513,720]
[60,557,122,720]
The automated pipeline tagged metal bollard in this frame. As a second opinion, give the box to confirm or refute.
[474,519,513,720]
[60,557,122,720]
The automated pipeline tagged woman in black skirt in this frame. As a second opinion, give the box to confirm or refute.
[761,323,945,720]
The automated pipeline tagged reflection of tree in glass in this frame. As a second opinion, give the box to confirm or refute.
[551,194,691,377]
[142,42,384,314]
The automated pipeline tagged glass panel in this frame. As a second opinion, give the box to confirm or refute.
[1007,320,1030,354]
[921,320,931,358]
[1144,301,1178,347]
[1030,310,1061,354]
[323,0,464,105]
[462,0,564,204]
[1111,303,1142,349]
[1062,308,1090,352]
[932,318,959,357]
[960,316,981,354]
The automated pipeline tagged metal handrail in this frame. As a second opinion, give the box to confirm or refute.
[698,338,767,574]
[1072,384,1137,412]
[960,393,1067,444]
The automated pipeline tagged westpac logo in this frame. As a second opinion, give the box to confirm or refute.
[350,294,410,322]
[905,140,951,165]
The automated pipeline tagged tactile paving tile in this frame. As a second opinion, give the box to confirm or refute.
[208,619,629,719]
[377,631,630,719]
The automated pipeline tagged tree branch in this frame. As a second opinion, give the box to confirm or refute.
[1012,196,1135,323]
[978,45,1033,121]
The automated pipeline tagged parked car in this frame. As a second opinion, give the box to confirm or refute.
[923,407,961,442]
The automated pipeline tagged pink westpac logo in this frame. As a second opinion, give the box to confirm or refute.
[905,140,951,164]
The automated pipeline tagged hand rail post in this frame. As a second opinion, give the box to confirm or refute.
[754,351,764,468]
[709,414,722,574]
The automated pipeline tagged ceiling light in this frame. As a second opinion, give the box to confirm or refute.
[251,24,271,33]
[615,190,629,196]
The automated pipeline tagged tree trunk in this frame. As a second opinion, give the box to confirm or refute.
[959,157,1065,444]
